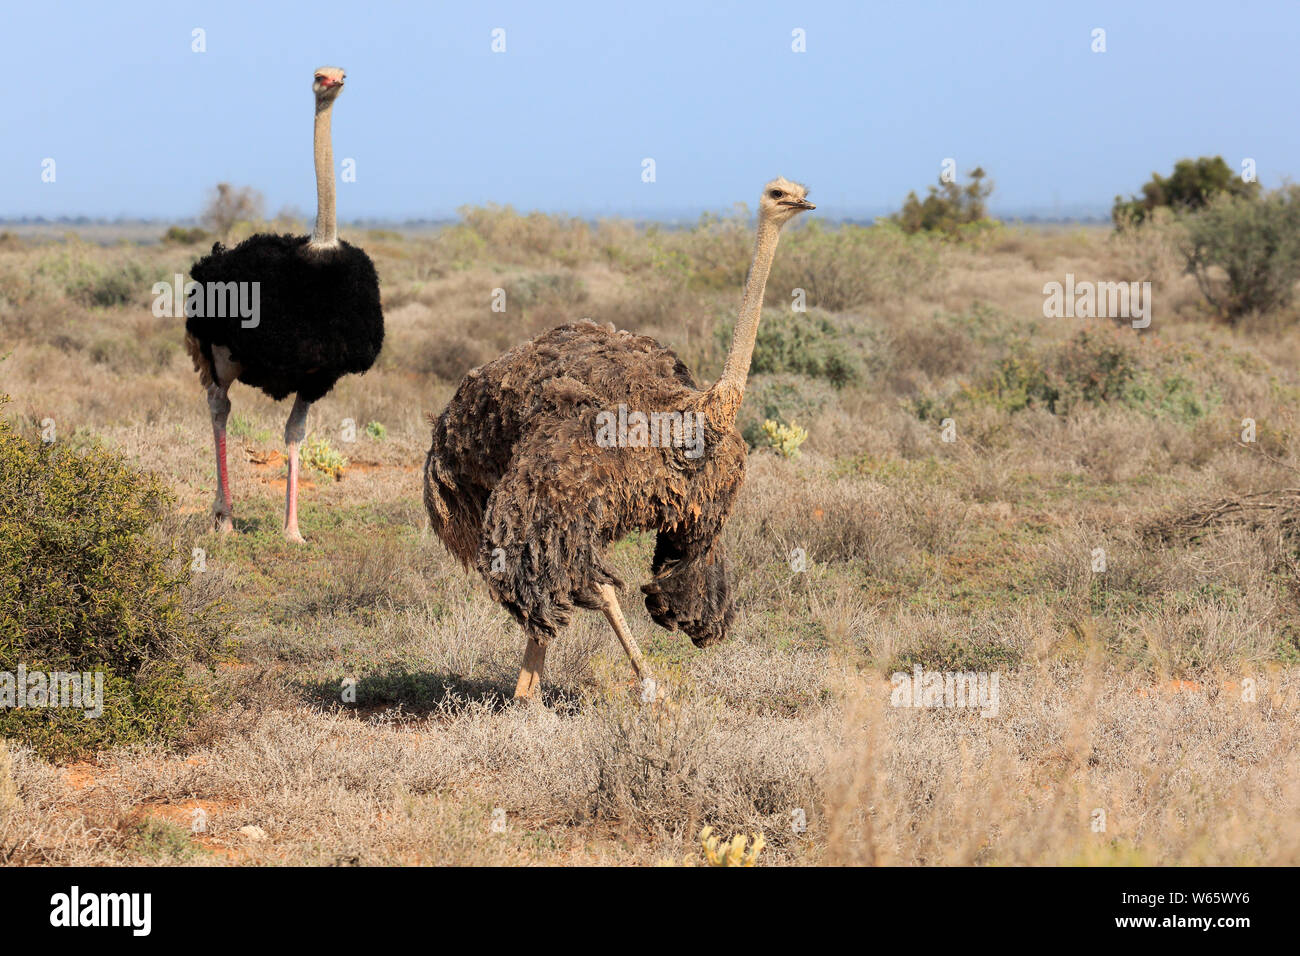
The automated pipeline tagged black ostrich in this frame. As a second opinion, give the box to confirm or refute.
[185,66,384,542]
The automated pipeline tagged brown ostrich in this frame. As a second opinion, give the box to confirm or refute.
[423,178,814,699]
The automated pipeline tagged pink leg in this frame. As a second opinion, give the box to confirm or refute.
[283,396,310,544]
[284,447,304,543]
[207,382,234,533]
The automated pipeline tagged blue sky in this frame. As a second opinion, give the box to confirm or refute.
[3,0,1296,220]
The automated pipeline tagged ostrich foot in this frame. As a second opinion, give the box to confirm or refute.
[633,677,666,702]
[213,512,234,535]
[618,676,665,702]
[283,526,306,545]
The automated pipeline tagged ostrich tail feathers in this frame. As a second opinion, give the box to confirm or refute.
[184,332,214,388]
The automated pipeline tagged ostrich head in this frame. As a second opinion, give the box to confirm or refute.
[312,66,346,104]
[758,177,815,225]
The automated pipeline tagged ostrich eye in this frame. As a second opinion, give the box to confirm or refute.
[314,75,324,82]
[770,189,784,199]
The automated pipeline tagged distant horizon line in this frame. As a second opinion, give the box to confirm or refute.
[0,205,1116,228]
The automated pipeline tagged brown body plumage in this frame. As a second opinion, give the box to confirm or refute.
[423,178,815,697]
[425,321,739,646]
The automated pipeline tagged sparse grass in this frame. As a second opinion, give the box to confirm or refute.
[227,413,271,443]
[1,216,1299,865]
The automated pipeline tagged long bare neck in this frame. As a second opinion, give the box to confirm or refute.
[702,215,782,427]
[310,100,337,247]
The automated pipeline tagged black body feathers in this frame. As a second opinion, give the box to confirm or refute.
[187,234,384,403]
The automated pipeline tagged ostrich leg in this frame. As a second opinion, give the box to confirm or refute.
[597,584,656,696]
[206,380,234,534]
[283,395,311,544]
[512,636,547,700]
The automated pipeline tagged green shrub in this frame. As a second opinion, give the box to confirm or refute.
[87,328,177,373]
[645,212,753,291]
[161,225,211,245]
[772,219,944,310]
[0,402,226,759]
[890,167,998,238]
[743,311,861,387]
[738,374,835,449]
[962,355,1059,414]
[940,326,1215,423]
[1051,327,1142,410]
[509,271,587,308]
[77,266,152,308]
[1113,156,1258,226]
[1180,186,1300,321]
[34,247,154,309]
[127,817,202,861]
[454,204,596,265]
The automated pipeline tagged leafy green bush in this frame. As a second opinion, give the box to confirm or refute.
[738,374,835,450]
[509,271,587,308]
[890,167,997,238]
[743,311,861,387]
[127,817,202,861]
[453,204,597,266]
[1180,186,1300,321]
[772,219,944,310]
[34,247,154,309]
[161,225,211,245]
[1051,327,1143,410]
[1113,156,1258,226]
[643,212,753,291]
[87,327,177,372]
[0,402,226,759]
[921,326,1217,424]
[77,265,153,308]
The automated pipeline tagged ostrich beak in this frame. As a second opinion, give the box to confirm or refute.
[780,198,816,210]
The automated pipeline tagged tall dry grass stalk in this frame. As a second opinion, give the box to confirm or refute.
[821,652,1300,865]
[0,739,21,817]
